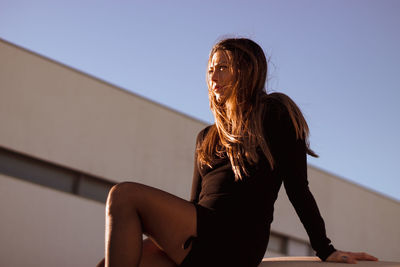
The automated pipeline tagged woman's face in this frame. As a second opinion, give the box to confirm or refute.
[208,50,235,102]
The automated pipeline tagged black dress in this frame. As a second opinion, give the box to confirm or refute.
[180,96,336,267]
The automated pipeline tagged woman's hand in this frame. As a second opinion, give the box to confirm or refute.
[326,250,378,264]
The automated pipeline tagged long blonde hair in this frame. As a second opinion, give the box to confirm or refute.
[198,38,316,180]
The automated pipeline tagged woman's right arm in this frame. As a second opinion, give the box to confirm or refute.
[189,130,203,203]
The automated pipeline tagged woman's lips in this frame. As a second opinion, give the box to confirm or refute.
[213,86,223,92]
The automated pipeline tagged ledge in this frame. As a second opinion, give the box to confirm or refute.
[259,257,400,267]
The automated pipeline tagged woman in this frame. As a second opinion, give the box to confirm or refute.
[98,38,378,267]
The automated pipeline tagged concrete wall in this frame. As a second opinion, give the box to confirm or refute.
[1,38,399,267]
[0,38,205,200]
[0,173,104,267]
[272,167,400,261]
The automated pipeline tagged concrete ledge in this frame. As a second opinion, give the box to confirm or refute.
[259,257,400,267]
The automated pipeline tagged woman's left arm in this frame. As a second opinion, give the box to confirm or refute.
[269,101,377,263]
[277,130,336,261]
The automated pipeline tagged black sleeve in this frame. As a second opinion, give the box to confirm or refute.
[189,129,203,203]
[265,100,336,261]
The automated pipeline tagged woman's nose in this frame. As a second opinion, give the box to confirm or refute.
[210,70,219,82]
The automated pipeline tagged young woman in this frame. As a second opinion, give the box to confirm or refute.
[97,38,378,267]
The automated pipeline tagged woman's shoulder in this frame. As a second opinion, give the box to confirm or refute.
[199,124,213,136]
[261,92,301,138]
[261,92,293,118]
[262,92,311,146]
[196,124,214,144]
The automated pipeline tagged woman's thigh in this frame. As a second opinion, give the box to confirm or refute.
[139,238,178,267]
[108,182,197,265]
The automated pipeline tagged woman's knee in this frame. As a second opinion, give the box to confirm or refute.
[106,182,143,216]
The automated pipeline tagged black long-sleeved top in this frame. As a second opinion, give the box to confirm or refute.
[189,95,335,264]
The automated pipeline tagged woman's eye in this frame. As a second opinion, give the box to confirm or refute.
[208,66,227,75]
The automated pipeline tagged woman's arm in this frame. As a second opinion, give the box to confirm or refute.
[190,147,201,203]
[265,99,335,261]
[189,129,205,203]
[266,98,377,263]
[280,137,336,260]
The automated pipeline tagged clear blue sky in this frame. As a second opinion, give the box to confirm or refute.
[1,0,399,201]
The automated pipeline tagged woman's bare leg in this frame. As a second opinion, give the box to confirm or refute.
[96,238,176,267]
[104,182,197,267]
[139,238,177,267]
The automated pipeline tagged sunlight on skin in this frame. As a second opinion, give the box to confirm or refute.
[208,50,234,102]
[326,250,378,264]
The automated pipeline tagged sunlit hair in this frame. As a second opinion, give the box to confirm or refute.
[198,38,317,180]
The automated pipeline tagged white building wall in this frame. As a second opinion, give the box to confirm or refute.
[1,38,399,266]
[0,38,205,200]
[309,167,400,261]
[271,166,400,261]
[0,173,105,267]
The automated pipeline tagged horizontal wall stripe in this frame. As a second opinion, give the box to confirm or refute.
[0,146,115,203]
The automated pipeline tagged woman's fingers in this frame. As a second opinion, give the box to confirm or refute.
[326,250,378,264]
[326,251,356,263]
[351,252,379,261]
[341,252,357,264]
